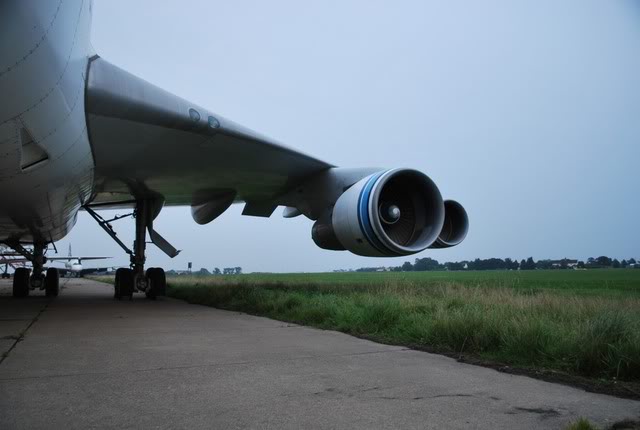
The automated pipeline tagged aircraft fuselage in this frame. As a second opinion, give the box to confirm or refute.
[0,1,95,243]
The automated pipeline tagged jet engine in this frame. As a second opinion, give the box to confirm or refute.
[429,200,469,249]
[312,169,446,257]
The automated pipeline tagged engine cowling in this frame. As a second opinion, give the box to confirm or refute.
[429,200,469,249]
[318,169,445,257]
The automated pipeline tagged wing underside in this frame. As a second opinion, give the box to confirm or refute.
[85,57,333,216]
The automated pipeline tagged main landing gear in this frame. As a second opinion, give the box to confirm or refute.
[84,198,179,300]
[4,242,60,298]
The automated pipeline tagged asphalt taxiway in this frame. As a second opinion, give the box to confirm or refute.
[0,278,638,429]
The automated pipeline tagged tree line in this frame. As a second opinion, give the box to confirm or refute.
[351,256,638,272]
[167,267,243,276]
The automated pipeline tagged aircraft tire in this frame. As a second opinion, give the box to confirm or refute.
[145,268,166,300]
[114,268,121,299]
[116,268,134,300]
[12,268,30,298]
[144,268,156,300]
[114,268,127,299]
[45,268,60,297]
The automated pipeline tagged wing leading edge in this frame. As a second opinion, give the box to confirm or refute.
[85,56,333,217]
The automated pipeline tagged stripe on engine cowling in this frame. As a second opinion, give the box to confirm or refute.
[357,171,392,255]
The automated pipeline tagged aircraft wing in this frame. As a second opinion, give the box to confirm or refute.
[83,57,468,258]
[0,258,29,264]
[85,57,333,218]
[47,257,110,261]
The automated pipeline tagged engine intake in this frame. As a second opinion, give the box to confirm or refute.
[328,169,445,257]
[429,200,469,249]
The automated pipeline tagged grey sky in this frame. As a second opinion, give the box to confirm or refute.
[62,0,640,272]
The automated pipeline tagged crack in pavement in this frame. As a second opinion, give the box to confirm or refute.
[0,302,49,365]
[506,407,563,420]
[430,393,474,399]
[309,385,479,402]
[375,393,476,401]
[0,279,70,365]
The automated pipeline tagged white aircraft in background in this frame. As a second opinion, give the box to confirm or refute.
[0,1,468,299]
[0,244,110,279]
[51,245,111,278]
[0,244,29,279]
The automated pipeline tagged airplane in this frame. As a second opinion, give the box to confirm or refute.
[0,259,24,279]
[1,258,25,279]
[49,244,111,278]
[0,244,110,280]
[0,1,468,299]
[0,258,111,280]
[0,245,25,278]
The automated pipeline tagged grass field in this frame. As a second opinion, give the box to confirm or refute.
[171,269,640,298]
[95,269,640,385]
[160,269,640,383]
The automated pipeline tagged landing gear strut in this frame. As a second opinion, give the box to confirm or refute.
[1,263,11,279]
[31,243,45,290]
[85,199,178,300]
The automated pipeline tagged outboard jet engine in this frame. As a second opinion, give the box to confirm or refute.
[313,169,446,257]
[429,200,469,249]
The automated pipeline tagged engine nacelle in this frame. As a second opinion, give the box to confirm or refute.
[327,169,445,257]
[311,214,346,251]
[429,200,469,249]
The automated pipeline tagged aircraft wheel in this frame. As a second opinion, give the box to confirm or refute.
[13,268,30,298]
[114,268,125,299]
[117,268,134,301]
[145,268,166,300]
[113,267,133,300]
[144,268,155,300]
[1,273,10,279]
[45,268,60,297]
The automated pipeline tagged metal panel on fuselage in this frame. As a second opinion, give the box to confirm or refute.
[0,0,95,242]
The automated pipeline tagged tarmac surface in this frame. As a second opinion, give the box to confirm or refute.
[0,278,638,429]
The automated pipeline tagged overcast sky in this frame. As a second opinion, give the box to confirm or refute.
[61,0,640,272]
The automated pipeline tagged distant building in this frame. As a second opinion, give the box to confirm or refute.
[165,270,191,276]
[549,259,578,269]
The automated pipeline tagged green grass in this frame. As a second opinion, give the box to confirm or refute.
[564,418,598,430]
[95,269,640,382]
[190,269,640,298]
